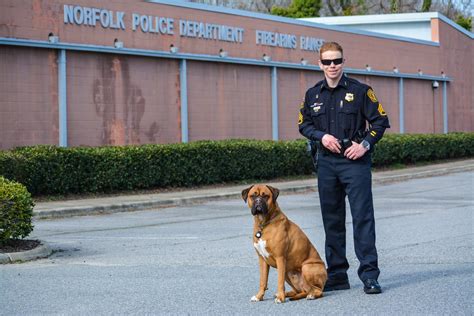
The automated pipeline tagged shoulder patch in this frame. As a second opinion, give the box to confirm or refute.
[367,89,378,103]
[378,103,387,116]
[298,111,303,124]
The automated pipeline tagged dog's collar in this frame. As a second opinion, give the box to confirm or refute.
[255,212,282,239]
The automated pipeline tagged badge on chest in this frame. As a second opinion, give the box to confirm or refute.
[311,102,323,113]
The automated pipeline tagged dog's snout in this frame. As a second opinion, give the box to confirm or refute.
[251,194,268,215]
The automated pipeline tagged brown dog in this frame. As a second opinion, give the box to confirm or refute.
[242,184,327,303]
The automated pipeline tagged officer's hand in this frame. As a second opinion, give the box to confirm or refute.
[322,134,341,153]
[344,141,368,160]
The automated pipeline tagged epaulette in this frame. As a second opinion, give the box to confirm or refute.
[346,76,370,90]
[305,80,324,96]
[345,76,360,85]
[313,80,324,88]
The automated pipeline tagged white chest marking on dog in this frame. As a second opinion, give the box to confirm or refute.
[253,239,270,259]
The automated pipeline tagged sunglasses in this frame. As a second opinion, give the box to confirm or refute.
[320,58,344,66]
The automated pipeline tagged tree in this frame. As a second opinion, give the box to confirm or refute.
[271,0,323,18]
[455,15,472,31]
[390,0,400,13]
[320,0,472,30]
[189,0,473,31]
[321,0,368,16]
[421,0,432,12]
[251,0,292,13]
[431,0,473,31]
[187,0,292,13]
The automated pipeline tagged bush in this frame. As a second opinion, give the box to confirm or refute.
[372,133,474,166]
[0,140,313,196]
[0,176,34,243]
[0,133,472,196]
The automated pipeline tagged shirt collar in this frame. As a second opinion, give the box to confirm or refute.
[322,73,349,91]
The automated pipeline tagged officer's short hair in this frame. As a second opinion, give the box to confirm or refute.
[319,42,343,58]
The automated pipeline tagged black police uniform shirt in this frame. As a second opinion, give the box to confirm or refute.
[298,73,390,148]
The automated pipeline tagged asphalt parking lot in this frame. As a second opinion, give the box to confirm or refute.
[1,171,472,315]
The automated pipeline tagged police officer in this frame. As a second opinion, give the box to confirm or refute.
[298,42,390,294]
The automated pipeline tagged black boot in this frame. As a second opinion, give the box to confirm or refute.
[363,279,382,294]
[324,277,350,292]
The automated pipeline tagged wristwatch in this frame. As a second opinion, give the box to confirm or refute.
[361,140,371,151]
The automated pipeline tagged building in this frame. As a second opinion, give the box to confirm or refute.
[0,0,472,149]
[300,12,471,42]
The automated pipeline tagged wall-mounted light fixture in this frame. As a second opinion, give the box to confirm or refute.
[418,69,423,75]
[365,64,372,71]
[170,44,179,53]
[301,58,308,66]
[48,33,59,43]
[219,49,228,58]
[262,54,271,62]
[441,71,446,78]
[432,81,439,89]
[114,39,123,49]
[393,67,399,73]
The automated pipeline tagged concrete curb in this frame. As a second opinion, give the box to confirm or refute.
[372,164,473,185]
[0,241,52,264]
[32,189,311,219]
[33,162,473,220]
[34,193,241,219]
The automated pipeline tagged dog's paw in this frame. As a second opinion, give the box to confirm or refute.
[250,295,262,302]
[274,294,286,304]
[274,297,285,304]
[306,294,316,300]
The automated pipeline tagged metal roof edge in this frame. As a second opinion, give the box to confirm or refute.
[0,37,452,82]
[300,12,439,24]
[435,12,474,39]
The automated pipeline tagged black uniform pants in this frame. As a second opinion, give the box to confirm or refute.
[317,152,380,282]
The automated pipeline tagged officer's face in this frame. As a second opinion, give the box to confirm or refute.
[319,50,344,82]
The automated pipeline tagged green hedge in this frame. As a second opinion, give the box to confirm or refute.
[0,140,312,196]
[372,133,473,165]
[0,177,34,243]
[0,133,472,196]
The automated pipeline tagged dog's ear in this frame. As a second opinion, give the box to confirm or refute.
[266,185,280,203]
[241,185,254,203]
